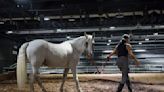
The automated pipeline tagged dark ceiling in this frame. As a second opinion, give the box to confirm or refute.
[1,0,164,17]
[0,0,164,31]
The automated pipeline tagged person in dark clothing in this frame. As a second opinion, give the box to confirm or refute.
[107,34,140,92]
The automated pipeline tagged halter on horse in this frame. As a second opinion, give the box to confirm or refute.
[17,33,94,92]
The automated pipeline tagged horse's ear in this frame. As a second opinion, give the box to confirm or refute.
[92,33,95,39]
[84,32,88,39]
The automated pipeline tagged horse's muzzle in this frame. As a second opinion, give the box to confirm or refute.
[86,53,95,65]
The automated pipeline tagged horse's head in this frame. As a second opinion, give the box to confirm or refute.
[69,33,95,61]
[84,32,95,60]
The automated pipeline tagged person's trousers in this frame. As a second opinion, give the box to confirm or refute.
[116,56,132,92]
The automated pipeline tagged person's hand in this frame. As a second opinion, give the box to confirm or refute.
[135,60,140,66]
[107,56,111,61]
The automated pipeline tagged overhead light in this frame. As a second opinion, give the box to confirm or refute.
[17,5,20,7]
[110,26,115,29]
[107,43,110,46]
[66,36,71,39]
[6,31,13,34]
[134,49,146,52]
[14,45,17,49]
[0,21,4,24]
[153,33,158,35]
[103,50,113,53]
[68,19,75,21]
[12,51,17,55]
[108,39,111,42]
[44,17,50,21]
[57,29,62,32]
[138,42,142,45]
[145,38,149,41]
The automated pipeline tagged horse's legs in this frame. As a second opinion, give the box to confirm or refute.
[29,67,37,92]
[29,73,35,92]
[30,66,47,92]
[60,68,69,92]
[71,67,82,92]
[36,74,47,92]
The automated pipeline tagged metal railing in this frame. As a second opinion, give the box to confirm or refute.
[3,63,164,74]
[26,63,164,74]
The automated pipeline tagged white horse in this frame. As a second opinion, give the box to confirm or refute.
[17,33,94,92]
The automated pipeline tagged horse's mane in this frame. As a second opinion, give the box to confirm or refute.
[62,36,86,52]
[64,36,86,44]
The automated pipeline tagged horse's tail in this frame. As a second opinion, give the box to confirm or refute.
[16,42,29,90]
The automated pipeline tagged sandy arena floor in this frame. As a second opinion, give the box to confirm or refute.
[0,73,164,92]
[0,79,164,92]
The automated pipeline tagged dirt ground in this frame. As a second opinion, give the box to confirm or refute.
[0,78,164,92]
[0,73,164,92]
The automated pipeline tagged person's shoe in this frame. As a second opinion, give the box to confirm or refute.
[116,83,124,92]
[126,80,132,92]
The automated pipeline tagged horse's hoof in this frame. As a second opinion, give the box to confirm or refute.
[78,89,83,92]
[42,89,47,92]
[41,88,47,92]
[60,88,64,92]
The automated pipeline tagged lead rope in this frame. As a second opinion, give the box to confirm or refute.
[88,57,101,74]
[87,50,107,74]
[87,54,112,74]
[88,56,109,74]
[100,59,108,74]
[85,40,101,73]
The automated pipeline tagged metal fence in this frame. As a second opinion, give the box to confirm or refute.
[3,63,164,74]
[26,63,164,74]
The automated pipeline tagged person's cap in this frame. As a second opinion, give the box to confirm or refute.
[122,34,130,39]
